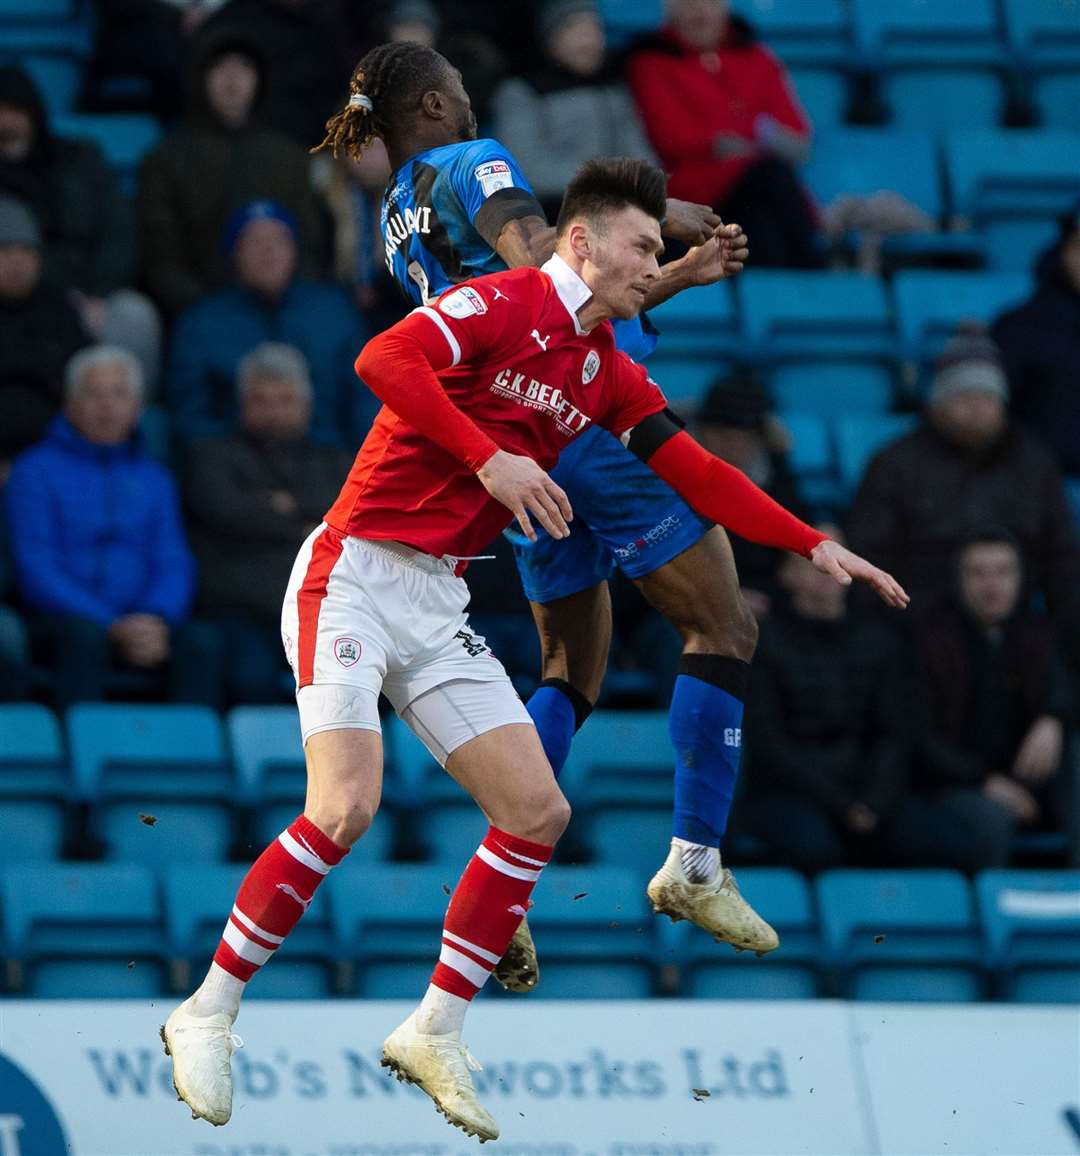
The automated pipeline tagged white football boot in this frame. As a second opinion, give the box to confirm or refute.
[160,997,244,1125]
[647,843,779,955]
[381,1013,499,1142]
[492,917,539,992]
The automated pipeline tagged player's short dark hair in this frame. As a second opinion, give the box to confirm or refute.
[311,41,452,159]
[555,158,667,237]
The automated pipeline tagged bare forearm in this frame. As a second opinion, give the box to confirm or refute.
[495,218,557,269]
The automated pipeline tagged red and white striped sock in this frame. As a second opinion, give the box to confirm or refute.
[192,815,348,1016]
[417,826,552,1033]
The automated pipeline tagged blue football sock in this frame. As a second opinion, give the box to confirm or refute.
[526,679,593,780]
[669,655,751,847]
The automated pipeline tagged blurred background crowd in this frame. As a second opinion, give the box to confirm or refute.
[1,0,1078,874]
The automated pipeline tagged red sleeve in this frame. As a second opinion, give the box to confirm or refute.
[647,430,826,557]
[354,312,500,472]
[598,350,668,436]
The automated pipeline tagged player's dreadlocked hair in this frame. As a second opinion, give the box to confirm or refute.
[311,41,451,159]
[556,158,668,236]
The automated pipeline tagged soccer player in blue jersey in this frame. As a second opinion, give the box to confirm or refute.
[313,41,772,986]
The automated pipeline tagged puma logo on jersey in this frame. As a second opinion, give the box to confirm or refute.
[530,329,551,351]
[491,287,509,302]
[491,367,592,435]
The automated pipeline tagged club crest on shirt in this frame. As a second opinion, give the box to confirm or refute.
[439,285,488,318]
[333,637,362,667]
[582,350,601,384]
[474,160,513,197]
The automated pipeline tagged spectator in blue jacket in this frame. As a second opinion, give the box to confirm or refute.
[166,200,374,448]
[6,345,222,707]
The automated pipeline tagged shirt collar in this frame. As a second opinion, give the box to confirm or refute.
[541,253,593,335]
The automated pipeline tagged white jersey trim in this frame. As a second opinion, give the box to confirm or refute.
[414,305,462,366]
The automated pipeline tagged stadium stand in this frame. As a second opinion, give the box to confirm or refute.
[0,703,69,863]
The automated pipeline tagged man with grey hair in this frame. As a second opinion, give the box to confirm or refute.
[5,344,222,706]
[848,325,1080,616]
[184,341,351,702]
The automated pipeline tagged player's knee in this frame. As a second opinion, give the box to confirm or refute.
[511,791,571,845]
[688,598,759,662]
[311,794,377,848]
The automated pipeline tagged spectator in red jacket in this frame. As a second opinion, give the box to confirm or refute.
[627,0,820,267]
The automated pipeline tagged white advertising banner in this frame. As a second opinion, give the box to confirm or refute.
[0,1000,1077,1156]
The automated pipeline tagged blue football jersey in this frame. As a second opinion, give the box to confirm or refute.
[381,137,540,307]
[381,136,658,358]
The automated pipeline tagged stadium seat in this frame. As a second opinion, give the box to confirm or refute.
[164,864,336,998]
[879,69,1007,132]
[67,704,235,866]
[850,0,1005,66]
[976,870,1080,1003]
[802,129,943,219]
[562,711,671,806]
[667,868,822,999]
[981,218,1060,272]
[0,704,69,863]
[228,705,394,860]
[892,270,1031,362]
[588,809,673,868]
[17,53,83,116]
[596,0,661,48]
[835,412,918,495]
[817,870,983,1001]
[328,863,454,994]
[946,130,1080,222]
[768,362,894,418]
[1,863,166,997]
[1033,73,1080,132]
[140,405,173,465]
[776,411,841,510]
[788,67,848,126]
[0,0,80,16]
[737,271,895,362]
[647,282,739,359]
[1001,0,1080,69]
[52,113,161,193]
[739,0,850,66]
[526,866,654,997]
[645,357,726,410]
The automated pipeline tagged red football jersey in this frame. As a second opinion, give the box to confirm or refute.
[326,256,668,559]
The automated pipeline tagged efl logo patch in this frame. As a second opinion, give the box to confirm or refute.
[582,350,601,384]
[474,160,513,197]
[439,285,488,319]
[333,636,362,667]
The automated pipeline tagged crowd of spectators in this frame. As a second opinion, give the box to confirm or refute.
[1,0,1078,872]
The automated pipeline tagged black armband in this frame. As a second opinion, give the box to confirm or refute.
[626,407,685,462]
[474,188,547,249]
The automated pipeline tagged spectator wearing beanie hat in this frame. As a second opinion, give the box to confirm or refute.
[166,200,371,448]
[993,202,1080,475]
[847,326,1080,617]
[0,195,89,471]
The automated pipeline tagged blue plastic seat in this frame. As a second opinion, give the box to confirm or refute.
[527,866,654,997]
[164,864,336,999]
[647,282,739,359]
[788,67,848,126]
[67,704,234,866]
[817,870,982,1001]
[1,864,167,996]
[597,0,661,48]
[588,809,673,868]
[946,130,1080,222]
[981,219,1060,272]
[645,357,726,410]
[1033,73,1080,131]
[52,113,161,193]
[892,271,1031,362]
[769,362,893,417]
[739,0,850,66]
[880,69,1006,132]
[737,271,894,362]
[976,870,1080,1003]
[0,0,79,16]
[15,53,82,116]
[665,868,822,998]
[0,704,68,863]
[836,412,918,495]
[777,411,841,509]
[228,705,394,859]
[562,711,671,805]
[850,0,1005,66]
[1002,0,1080,69]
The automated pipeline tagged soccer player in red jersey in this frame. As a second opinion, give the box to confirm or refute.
[162,158,906,1142]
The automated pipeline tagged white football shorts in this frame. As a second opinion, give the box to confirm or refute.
[280,525,532,758]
